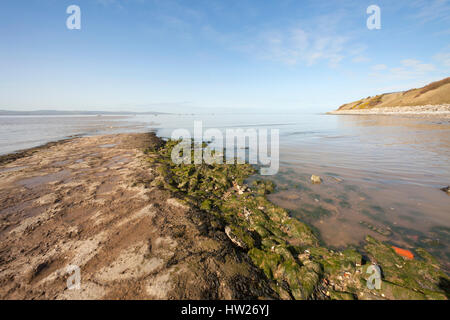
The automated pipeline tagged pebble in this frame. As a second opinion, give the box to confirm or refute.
[311,175,322,184]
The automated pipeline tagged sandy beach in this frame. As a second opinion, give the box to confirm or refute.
[328,104,450,118]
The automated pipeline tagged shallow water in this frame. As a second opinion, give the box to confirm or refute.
[145,113,450,270]
[0,115,146,155]
[1,113,449,270]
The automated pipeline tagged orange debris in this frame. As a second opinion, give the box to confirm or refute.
[392,246,414,260]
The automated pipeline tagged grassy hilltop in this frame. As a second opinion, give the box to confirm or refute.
[337,77,450,111]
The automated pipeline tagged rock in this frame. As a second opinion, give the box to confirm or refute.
[440,186,450,195]
[225,225,253,250]
[166,198,190,210]
[363,235,449,298]
[298,252,311,263]
[34,261,49,276]
[311,175,322,184]
[329,290,355,300]
[421,238,440,247]
[359,221,392,236]
[243,208,252,220]
[252,180,275,195]
[380,281,426,300]
[233,183,248,195]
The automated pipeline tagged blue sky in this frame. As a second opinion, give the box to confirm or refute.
[0,0,449,113]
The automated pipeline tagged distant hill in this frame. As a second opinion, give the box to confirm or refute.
[337,77,450,111]
[0,110,168,116]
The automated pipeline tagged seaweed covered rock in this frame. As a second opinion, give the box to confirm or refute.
[147,139,449,300]
[148,140,325,299]
[252,180,275,195]
[225,225,257,250]
[311,236,449,300]
[309,247,362,275]
[329,290,355,300]
[363,236,448,299]
[248,245,322,300]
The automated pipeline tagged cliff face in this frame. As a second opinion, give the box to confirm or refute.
[337,77,450,111]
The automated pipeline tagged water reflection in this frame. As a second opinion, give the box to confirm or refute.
[265,115,450,271]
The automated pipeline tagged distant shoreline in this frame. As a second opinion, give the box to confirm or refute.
[0,110,168,116]
[328,104,450,118]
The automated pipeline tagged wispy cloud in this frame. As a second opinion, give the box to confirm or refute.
[96,0,448,73]
[129,0,368,68]
[233,27,352,67]
[352,56,371,63]
[372,64,387,71]
[434,49,450,68]
[95,0,124,9]
[202,12,367,68]
[370,59,436,80]
[410,0,450,24]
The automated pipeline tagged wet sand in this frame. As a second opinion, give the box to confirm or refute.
[0,133,274,299]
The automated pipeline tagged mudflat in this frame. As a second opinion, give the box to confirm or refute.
[0,133,274,299]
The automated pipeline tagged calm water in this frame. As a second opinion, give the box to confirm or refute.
[1,113,449,269]
[0,115,146,155]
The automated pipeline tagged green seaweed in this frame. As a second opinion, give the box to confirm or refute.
[145,139,450,300]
